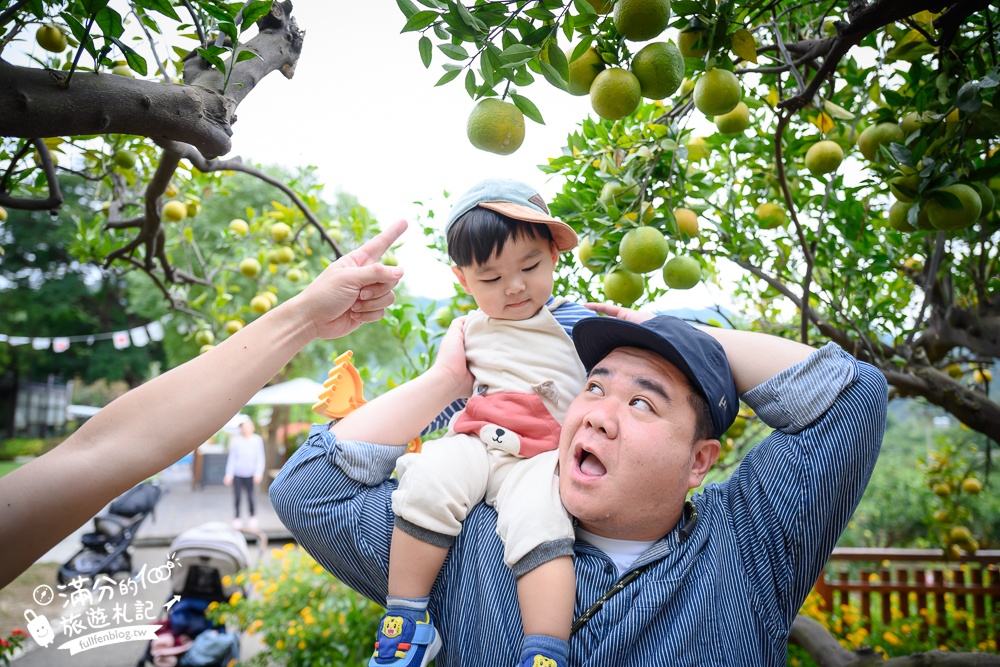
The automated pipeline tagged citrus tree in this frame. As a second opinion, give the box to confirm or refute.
[398,0,998,454]
[402,0,998,662]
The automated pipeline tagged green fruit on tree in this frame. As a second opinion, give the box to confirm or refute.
[111,65,134,77]
[566,46,605,96]
[250,295,272,314]
[972,182,995,212]
[239,258,261,278]
[260,291,279,307]
[585,0,613,13]
[613,0,672,42]
[590,68,642,121]
[199,344,215,355]
[186,201,201,217]
[677,28,709,58]
[962,477,983,494]
[889,172,921,202]
[113,149,137,169]
[271,222,292,242]
[693,69,742,117]
[162,200,187,223]
[619,226,669,274]
[888,200,917,231]
[754,202,787,229]
[714,102,750,134]
[599,181,639,206]
[685,136,710,162]
[0,206,7,222]
[229,218,250,235]
[603,268,645,305]
[662,255,701,289]
[900,110,934,135]
[932,509,950,523]
[621,202,656,225]
[674,208,699,237]
[433,306,454,328]
[578,236,604,270]
[269,246,295,264]
[195,330,215,346]
[949,525,973,543]
[804,140,844,176]
[630,41,684,100]
[925,184,982,231]
[36,25,67,53]
[286,268,304,282]
[932,482,952,497]
[224,320,244,335]
[467,98,525,155]
[858,122,904,163]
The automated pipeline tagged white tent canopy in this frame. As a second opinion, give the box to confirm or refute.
[244,378,325,406]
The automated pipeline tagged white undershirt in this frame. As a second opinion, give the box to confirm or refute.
[575,528,657,576]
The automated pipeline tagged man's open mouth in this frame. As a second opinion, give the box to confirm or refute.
[576,449,607,477]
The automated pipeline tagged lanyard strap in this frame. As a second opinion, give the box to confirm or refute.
[569,501,699,637]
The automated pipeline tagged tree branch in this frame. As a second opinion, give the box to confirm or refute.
[0,138,63,211]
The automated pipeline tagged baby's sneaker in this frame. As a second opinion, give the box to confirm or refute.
[519,654,563,667]
[368,610,441,667]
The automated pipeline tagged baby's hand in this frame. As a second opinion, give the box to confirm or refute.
[585,303,653,324]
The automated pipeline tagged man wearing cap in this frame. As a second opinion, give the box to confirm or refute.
[271,193,888,666]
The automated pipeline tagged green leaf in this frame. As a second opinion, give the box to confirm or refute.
[133,0,181,22]
[438,43,469,60]
[82,0,111,14]
[730,28,756,64]
[199,4,233,23]
[111,38,148,76]
[435,68,461,86]
[510,92,544,125]
[956,81,984,113]
[465,69,476,97]
[240,1,274,30]
[573,0,597,15]
[500,44,537,68]
[540,61,569,92]
[401,10,439,33]
[418,36,433,68]
[822,100,855,120]
[454,1,487,33]
[547,41,569,80]
[396,0,420,19]
[235,49,259,63]
[94,6,125,40]
[196,47,227,75]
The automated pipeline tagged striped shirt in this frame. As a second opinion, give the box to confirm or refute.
[271,343,887,666]
[420,297,596,435]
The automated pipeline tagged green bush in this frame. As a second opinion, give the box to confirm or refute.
[0,438,45,461]
[207,544,385,667]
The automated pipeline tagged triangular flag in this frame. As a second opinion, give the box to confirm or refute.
[130,326,149,347]
[147,321,165,342]
[53,337,70,353]
[112,331,131,349]
[32,338,50,350]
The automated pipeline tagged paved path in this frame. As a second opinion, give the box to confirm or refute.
[11,463,286,666]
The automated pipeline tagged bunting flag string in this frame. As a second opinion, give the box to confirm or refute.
[0,316,172,353]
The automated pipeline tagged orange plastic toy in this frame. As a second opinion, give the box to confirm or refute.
[313,350,422,454]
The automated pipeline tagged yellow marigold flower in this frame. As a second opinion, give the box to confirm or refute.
[283,542,295,551]
[338,612,347,626]
[229,592,243,605]
[207,601,219,611]
[883,631,900,646]
[901,624,910,633]
[322,629,331,637]
[288,626,296,636]
[313,565,325,575]
[250,572,262,582]
[252,620,264,630]
[298,640,306,650]
[275,640,284,650]
[235,573,246,584]
[222,575,233,587]
[867,573,879,582]
[271,548,283,559]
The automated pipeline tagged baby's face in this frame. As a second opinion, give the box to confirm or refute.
[452,234,558,321]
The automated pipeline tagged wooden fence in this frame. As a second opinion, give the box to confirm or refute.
[813,548,1000,645]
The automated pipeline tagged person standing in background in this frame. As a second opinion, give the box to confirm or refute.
[224,415,266,531]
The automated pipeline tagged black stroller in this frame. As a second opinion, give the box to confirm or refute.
[58,481,163,585]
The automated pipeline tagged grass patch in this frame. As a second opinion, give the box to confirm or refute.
[0,562,60,634]
[0,460,24,479]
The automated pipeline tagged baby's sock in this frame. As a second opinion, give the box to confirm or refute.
[520,634,569,666]
[385,595,430,619]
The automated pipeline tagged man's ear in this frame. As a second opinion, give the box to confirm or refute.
[451,265,472,294]
[688,438,720,489]
[551,242,559,265]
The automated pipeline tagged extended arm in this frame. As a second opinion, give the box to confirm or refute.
[0,220,407,588]
[586,303,813,392]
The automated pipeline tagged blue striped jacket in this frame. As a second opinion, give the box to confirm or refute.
[271,343,887,666]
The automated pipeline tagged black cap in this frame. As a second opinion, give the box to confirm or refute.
[573,315,739,439]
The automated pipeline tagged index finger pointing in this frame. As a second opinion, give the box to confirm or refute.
[348,219,408,266]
